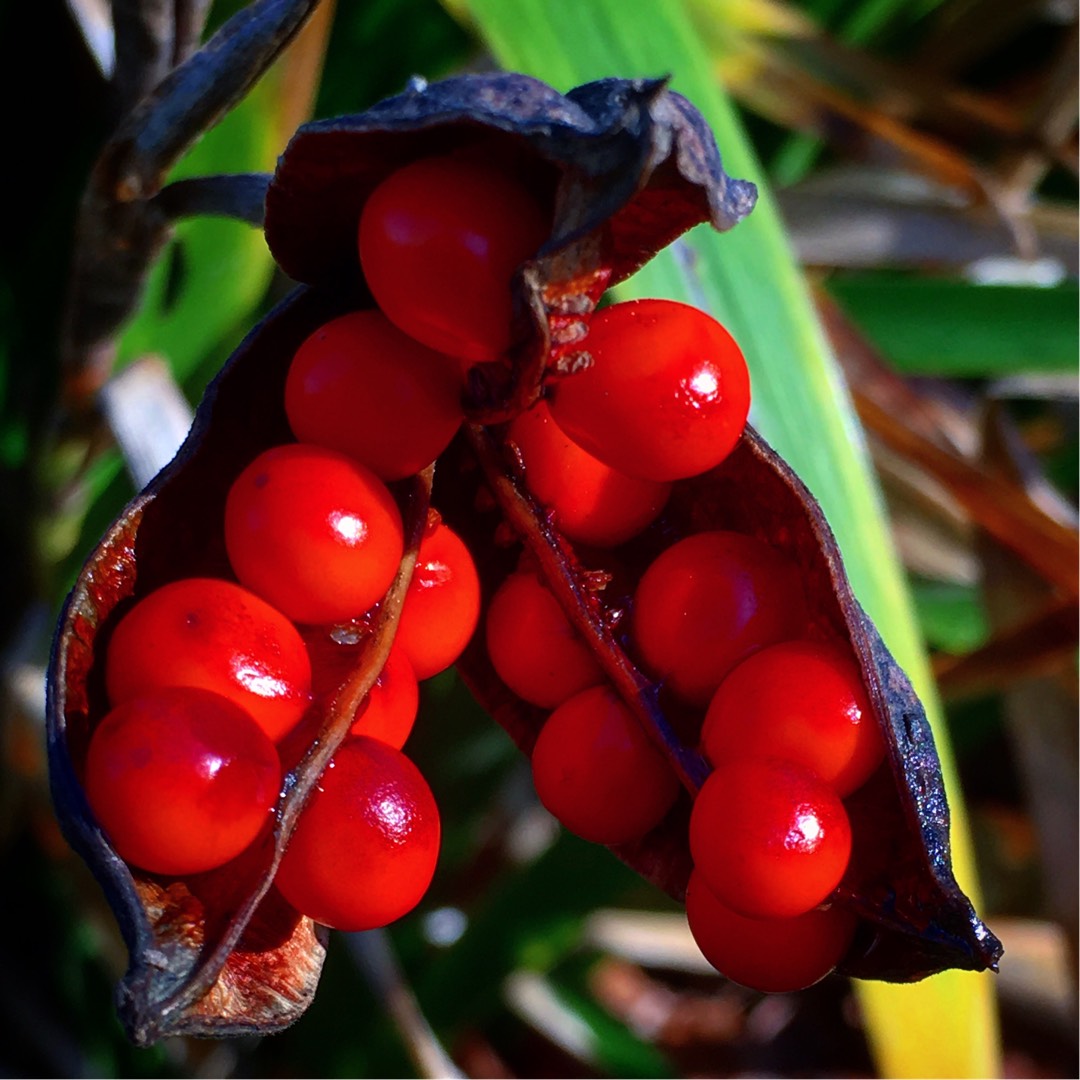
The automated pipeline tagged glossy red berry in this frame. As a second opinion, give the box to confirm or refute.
[348,646,419,749]
[702,640,884,797]
[396,520,480,680]
[84,687,281,876]
[508,400,671,547]
[274,736,440,931]
[105,577,312,742]
[530,685,681,845]
[547,299,751,481]
[689,758,852,920]
[631,531,809,707]
[685,870,857,993]
[485,570,603,708]
[358,154,549,365]
[225,443,404,625]
[284,309,464,481]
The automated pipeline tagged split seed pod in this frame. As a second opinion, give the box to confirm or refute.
[47,73,1001,1045]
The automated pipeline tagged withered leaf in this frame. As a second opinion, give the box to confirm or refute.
[48,72,998,1046]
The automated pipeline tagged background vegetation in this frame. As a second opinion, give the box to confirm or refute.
[0,0,1076,1076]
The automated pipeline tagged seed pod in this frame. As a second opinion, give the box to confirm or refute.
[444,424,1003,980]
[47,72,999,1045]
[48,284,434,1044]
[265,72,757,422]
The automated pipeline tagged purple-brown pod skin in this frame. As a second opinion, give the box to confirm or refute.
[667,432,1002,978]
[266,73,757,422]
[48,72,998,1045]
[439,423,1002,981]
[47,287,348,1045]
[266,73,756,294]
[49,282,438,1045]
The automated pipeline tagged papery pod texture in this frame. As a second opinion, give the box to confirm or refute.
[47,72,1001,1045]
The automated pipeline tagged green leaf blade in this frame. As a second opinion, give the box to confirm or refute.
[454,2,1003,1075]
[825,273,1080,378]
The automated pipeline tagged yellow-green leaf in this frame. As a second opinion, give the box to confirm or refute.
[451,1,1002,1075]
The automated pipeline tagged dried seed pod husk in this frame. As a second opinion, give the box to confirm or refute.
[440,422,1002,981]
[47,71,998,1046]
[265,72,757,421]
[48,285,435,1045]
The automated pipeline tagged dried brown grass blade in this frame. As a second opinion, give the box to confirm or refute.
[817,291,1080,596]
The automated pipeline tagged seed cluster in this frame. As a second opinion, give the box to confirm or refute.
[487,443,885,991]
[87,150,884,989]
